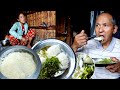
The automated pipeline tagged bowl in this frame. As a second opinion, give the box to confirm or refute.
[0,45,42,79]
[71,52,95,79]
[32,39,76,79]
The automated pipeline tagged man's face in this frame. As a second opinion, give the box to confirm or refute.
[95,13,117,45]
[18,13,26,24]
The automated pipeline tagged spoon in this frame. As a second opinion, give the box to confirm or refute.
[88,35,96,40]
[88,35,104,41]
[94,36,104,41]
[79,57,84,68]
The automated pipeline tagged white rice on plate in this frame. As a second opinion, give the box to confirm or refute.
[46,44,61,58]
[0,52,36,79]
[56,52,69,69]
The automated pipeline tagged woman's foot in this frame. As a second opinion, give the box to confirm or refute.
[27,44,31,48]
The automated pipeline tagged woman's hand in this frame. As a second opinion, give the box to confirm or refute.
[71,30,88,52]
[21,37,27,45]
[21,37,26,42]
[106,57,120,73]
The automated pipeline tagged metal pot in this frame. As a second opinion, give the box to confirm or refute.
[0,45,42,79]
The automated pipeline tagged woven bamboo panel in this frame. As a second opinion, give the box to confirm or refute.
[33,29,56,45]
[26,11,56,45]
[27,11,56,26]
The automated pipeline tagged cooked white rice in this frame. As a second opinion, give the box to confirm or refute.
[37,50,46,64]
[57,52,69,69]
[39,56,46,64]
[0,52,36,79]
[46,44,61,58]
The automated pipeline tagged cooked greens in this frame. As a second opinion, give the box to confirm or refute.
[78,64,94,79]
[39,56,60,79]
[84,55,93,64]
[72,53,94,79]
[37,46,50,58]
[41,46,51,51]
[96,58,115,64]
[72,64,94,79]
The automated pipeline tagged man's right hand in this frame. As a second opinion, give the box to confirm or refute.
[71,30,88,52]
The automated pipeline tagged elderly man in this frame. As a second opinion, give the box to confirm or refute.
[71,12,120,79]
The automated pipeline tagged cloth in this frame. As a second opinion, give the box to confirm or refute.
[8,29,35,46]
[77,37,120,79]
[9,22,28,40]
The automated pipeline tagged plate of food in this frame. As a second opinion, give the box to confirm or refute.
[94,58,117,67]
[0,46,41,79]
[32,39,76,79]
[71,52,95,79]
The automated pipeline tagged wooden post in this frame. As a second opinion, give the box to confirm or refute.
[65,16,72,46]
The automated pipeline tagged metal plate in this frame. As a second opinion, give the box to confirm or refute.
[0,45,42,79]
[32,39,76,79]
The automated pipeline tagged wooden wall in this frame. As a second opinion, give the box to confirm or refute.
[25,10,73,46]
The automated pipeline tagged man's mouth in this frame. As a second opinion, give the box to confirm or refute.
[99,35,104,41]
[99,35,104,38]
[94,35,104,41]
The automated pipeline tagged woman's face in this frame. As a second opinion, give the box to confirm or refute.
[18,13,26,24]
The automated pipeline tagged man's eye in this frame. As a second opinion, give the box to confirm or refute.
[95,24,99,27]
[104,24,108,27]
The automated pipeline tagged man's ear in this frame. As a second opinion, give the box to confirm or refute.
[113,25,118,34]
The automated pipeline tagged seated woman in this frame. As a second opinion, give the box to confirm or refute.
[7,12,36,48]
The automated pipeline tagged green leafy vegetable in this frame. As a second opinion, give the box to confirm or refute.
[78,64,94,79]
[37,46,51,58]
[96,58,115,64]
[41,46,51,51]
[39,56,60,79]
[72,63,94,79]
[84,55,93,64]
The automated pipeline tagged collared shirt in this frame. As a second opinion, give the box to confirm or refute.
[77,37,120,79]
[9,22,28,40]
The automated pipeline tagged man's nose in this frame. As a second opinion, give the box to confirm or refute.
[98,26,104,32]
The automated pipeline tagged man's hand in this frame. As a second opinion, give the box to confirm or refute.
[71,30,88,52]
[106,57,120,73]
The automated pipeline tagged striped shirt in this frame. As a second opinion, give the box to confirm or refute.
[77,37,120,79]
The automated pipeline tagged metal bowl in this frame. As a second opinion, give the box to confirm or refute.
[71,52,95,79]
[0,45,41,79]
[32,39,76,79]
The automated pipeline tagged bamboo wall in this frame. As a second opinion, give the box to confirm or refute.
[26,11,56,27]
[25,11,56,45]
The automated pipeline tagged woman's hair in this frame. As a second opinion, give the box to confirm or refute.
[10,11,27,26]
[16,11,27,19]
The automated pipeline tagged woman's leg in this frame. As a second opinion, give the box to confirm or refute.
[20,36,28,46]
[8,35,20,46]
[27,37,32,48]
[24,28,36,48]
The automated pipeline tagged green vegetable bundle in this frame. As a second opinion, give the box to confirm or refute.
[96,58,114,64]
[79,64,94,79]
[39,56,60,79]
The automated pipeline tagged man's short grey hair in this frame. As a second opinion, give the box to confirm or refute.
[97,12,117,26]
[111,16,117,25]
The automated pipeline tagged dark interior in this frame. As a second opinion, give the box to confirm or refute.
[0,0,120,41]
